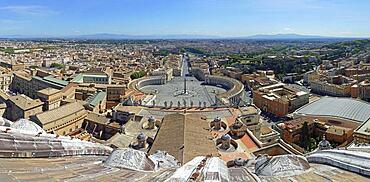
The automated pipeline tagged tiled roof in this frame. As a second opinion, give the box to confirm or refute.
[9,95,43,110]
[37,88,60,96]
[148,113,219,164]
[85,112,109,125]
[33,102,85,125]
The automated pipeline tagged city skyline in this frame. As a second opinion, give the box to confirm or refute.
[1,0,370,37]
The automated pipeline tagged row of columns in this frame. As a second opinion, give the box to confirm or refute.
[151,100,208,108]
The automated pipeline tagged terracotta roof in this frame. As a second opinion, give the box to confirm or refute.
[61,83,78,92]
[114,105,143,115]
[9,95,43,110]
[85,112,110,125]
[33,102,86,125]
[37,88,60,96]
[240,134,258,149]
[148,113,219,164]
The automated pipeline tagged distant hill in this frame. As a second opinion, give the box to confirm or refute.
[0,35,51,39]
[0,33,219,40]
[66,33,220,40]
[67,33,338,40]
[0,33,362,40]
[242,34,332,40]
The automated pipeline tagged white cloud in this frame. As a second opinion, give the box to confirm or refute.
[284,27,293,31]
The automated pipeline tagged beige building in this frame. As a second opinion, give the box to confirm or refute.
[82,112,120,140]
[11,72,69,99]
[75,86,96,100]
[61,83,77,100]
[310,75,356,97]
[31,102,88,135]
[253,83,309,117]
[37,88,62,111]
[106,85,125,108]
[10,73,32,97]
[354,119,370,144]
[0,61,25,71]
[351,80,370,102]
[0,73,12,91]
[237,105,261,139]
[149,68,173,81]
[6,95,43,121]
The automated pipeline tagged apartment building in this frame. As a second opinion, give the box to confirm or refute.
[31,102,88,135]
[6,95,43,121]
[253,83,309,117]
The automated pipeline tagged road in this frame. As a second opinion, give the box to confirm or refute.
[181,54,190,77]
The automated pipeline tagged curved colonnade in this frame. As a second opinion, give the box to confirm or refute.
[128,74,244,107]
[204,75,244,106]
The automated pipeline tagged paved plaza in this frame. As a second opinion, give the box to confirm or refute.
[140,76,227,108]
[138,108,233,119]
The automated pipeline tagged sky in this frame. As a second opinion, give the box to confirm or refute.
[0,0,369,37]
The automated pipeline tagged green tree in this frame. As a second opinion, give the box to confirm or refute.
[308,138,317,151]
[300,122,309,150]
[130,71,146,80]
[50,63,64,69]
